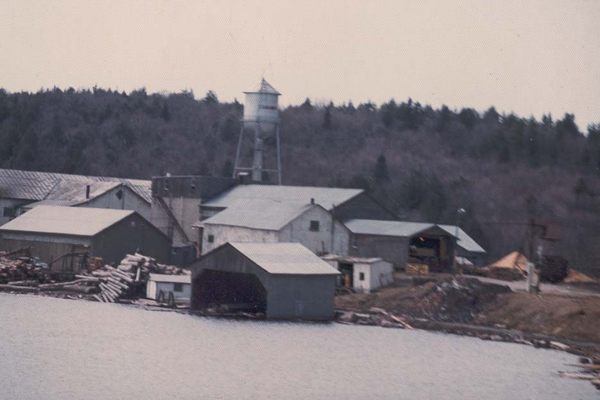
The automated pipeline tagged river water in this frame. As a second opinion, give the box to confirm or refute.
[0,293,596,399]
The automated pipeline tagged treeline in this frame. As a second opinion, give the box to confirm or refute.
[0,87,599,274]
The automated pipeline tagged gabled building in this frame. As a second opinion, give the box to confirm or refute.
[344,219,485,271]
[0,205,169,273]
[191,242,340,320]
[196,199,350,256]
[199,183,397,222]
[0,168,152,225]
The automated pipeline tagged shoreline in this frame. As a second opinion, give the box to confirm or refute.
[2,288,599,357]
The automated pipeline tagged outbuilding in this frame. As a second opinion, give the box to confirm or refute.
[191,242,340,320]
[146,273,191,304]
[321,255,394,293]
[0,205,170,273]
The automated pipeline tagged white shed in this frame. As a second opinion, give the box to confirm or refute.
[321,255,394,293]
[146,273,192,304]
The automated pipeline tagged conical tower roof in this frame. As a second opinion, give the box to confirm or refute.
[245,78,280,95]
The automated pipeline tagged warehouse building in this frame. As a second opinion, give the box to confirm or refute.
[199,183,397,222]
[0,205,170,273]
[191,242,340,320]
[345,219,485,271]
[0,168,152,225]
[196,199,350,256]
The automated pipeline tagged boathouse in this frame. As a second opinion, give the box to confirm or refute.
[191,242,340,320]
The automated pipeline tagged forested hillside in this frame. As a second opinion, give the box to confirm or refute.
[1,88,599,274]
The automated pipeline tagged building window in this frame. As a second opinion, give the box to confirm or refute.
[173,283,183,292]
[207,234,214,243]
[359,272,365,281]
[2,207,16,218]
[309,220,320,232]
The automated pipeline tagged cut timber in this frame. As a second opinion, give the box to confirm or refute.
[0,284,40,292]
[107,277,129,290]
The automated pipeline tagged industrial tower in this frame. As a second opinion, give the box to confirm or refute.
[233,79,282,184]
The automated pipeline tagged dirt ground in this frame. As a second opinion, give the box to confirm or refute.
[335,275,600,344]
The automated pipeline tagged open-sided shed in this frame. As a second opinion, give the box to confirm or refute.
[191,242,340,320]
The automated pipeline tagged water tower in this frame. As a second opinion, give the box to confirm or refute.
[233,79,282,184]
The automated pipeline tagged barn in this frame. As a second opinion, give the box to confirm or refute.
[191,242,340,320]
[0,205,170,273]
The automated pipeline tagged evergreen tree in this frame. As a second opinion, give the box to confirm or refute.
[373,154,390,183]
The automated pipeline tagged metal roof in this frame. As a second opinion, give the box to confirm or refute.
[244,78,281,95]
[148,273,191,284]
[203,184,363,211]
[0,205,134,237]
[230,242,340,275]
[437,225,486,253]
[345,219,486,253]
[200,201,317,231]
[345,219,435,237]
[0,168,151,203]
[321,254,385,264]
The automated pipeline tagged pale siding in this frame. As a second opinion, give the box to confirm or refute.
[150,197,200,246]
[202,225,278,254]
[146,281,191,303]
[278,207,350,255]
[83,186,151,222]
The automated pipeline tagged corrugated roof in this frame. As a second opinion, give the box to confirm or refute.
[201,200,315,231]
[149,273,191,284]
[437,225,486,253]
[0,168,151,203]
[0,205,134,237]
[230,242,340,275]
[203,184,363,211]
[345,219,486,254]
[345,219,435,237]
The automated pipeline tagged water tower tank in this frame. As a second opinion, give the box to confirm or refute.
[243,79,280,134]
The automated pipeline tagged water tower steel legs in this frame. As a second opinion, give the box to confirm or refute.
[232,125,245,179]
[252,123,264,182]
[275,125,282,184]
[233,121,282,185]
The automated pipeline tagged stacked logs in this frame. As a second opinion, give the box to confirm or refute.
[90,253,185,303]
[90,265,134,303]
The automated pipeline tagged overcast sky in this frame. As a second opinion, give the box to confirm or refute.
[1,0,599,129]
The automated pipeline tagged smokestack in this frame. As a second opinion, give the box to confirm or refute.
[85,184,90,199]
[310,198,315,205]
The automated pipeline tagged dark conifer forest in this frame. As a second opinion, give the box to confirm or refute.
[1,87,599,274]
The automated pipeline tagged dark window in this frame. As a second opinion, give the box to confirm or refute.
[2,207,16,218]
[173,283,183,292]
[359,272,365,281]
[309,220,320,232]
[207,234,214,243]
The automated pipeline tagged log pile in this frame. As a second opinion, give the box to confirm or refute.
[0,253,50,285]
[559,357,600,392]
[88,253,186,303]
[0,251,186,303]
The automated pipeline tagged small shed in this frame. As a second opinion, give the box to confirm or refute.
[321,255,394,293]
[0,205,170,273]
[191,242,340,320]
[146,273,191,304]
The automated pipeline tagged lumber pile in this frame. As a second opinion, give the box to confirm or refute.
[0,254,50,285]
[89,253,186,303]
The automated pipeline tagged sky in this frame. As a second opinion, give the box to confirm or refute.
[1,0,599,130]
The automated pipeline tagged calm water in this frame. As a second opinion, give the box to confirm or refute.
[0,293,596,400]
